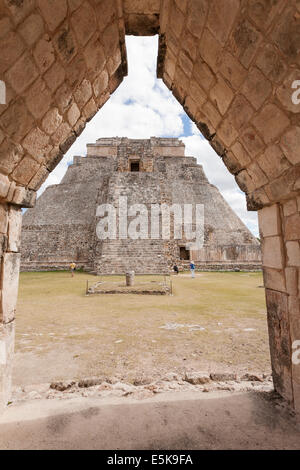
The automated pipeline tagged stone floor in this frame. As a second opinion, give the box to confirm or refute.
[0,389,299,450]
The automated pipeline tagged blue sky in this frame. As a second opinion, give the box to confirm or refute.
[41,36,259,236]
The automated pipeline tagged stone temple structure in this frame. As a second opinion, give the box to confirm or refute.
[21,137,261,273]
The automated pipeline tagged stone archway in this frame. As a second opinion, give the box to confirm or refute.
[0,0,299,411]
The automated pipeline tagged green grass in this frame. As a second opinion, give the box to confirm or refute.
[14,271,270,386]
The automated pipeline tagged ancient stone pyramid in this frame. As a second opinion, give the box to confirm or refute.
[21,137,261,273]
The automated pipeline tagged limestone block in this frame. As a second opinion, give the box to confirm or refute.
[4,0,35,24]
[200,28,222,70]
[285,267,298,296]
[169,4,184,39]
[55,83,73,113]
[0,174,10,199]
[25,78,52,120]
[246,187,270,211]
[95,0,118,32]
[258,205,281,238]
[263,267,286,293]
[240,126,264,157]
[0,321,15,411]
[231,142,251,168]
[280,127,300,165]
[262,236,284,269]
[52,122,72,147]
[71,2,96,46]
[74,79,92,108]
[102,22,120,58]
[1,99,35,144]
[252,104,290,144]
[42,108,63,135]
[37,0,67,32]
[182,30,197,61]
[255,43,287,84]
[202,102,221,129]
[5,52,38,94]
[44,61,66,92]
[247,162,268,189]
[19,13,44,46]
[186,0,208,39]
[285,213,300,241]
[240,67,272,110]
[229,19,261,68]
[265,289,293,402]
[54,25,77,64]
[12,156,41,186]
[0,205,8,235]
[218,118,239,147]
[210,78,234,115]
[283,199,298,217]
[67,103,80,127]
[192,59,215,92]
[84,36,106,77]
[265,166,300,203]
[235,169,255,194]
[0,253,20,323]
[257,145,290,181]
[93,69,109,98]
[271,8,300,66]
[83,99,97,121]
[0,30,24,74]
[10,186,36,208]
[22,127,50,159]
[28,165,49,191]
[206,0,239,44]
[33,35,55,74]
[217,51,247,90]
[7,207,22,253]
[286,241,300,267]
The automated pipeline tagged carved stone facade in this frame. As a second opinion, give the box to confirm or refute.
[21,137,261,274]
[0,0,299,412]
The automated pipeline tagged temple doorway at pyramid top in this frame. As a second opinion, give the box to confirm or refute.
[0,1,299,412]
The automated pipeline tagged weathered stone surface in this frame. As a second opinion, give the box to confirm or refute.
[19,13,44,46]
[252,104,290,144]
[7,206,22,252]
[263,268,286,293]
[286,242,300,267]
[0,253,20,323]
[5,52,38,94]
[262,236,284,270]
[37,0,67,32]
[258,204,281,241]
[0,321,15,410]
[280,127,300,165]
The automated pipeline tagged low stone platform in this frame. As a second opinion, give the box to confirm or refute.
[86,277,171,295]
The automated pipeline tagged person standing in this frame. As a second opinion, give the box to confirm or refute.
[190,261,195,278]
[70,262,76,277]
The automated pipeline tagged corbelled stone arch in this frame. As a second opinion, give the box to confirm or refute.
[0,0,299,413]
[155,0,300,410]
[0,0,128,409]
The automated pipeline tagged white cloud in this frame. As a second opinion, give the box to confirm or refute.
[39,36,259,236]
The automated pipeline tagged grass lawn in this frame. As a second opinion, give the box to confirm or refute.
[14,271,271,386]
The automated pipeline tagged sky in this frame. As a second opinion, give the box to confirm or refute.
[40,36,259,237]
